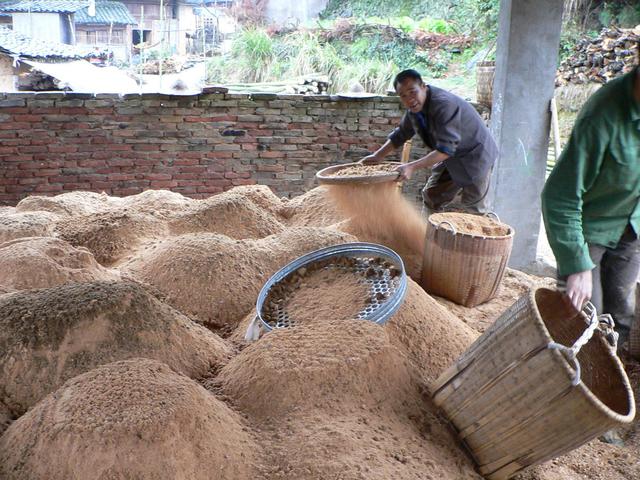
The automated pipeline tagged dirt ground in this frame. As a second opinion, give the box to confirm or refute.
[0,185,638,480]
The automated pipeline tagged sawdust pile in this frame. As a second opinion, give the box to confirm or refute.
[430,212,511,237]
[1,185,636,480]
[0,280,231,416]
[55,209,167,266]
[123,227,355,331]
[216,319,479,480]
[0,237,119,291]
[0,210,60,243]
[168,191,285,239]
[281,186,346,227]
[0,359,258,480]
[327,182,426,280]
[386,279,478,385]
[228,184,286,216]
[15,191,120,216]
[121,189,194,216]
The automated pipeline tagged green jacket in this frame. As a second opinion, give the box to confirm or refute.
[542,68,640,276]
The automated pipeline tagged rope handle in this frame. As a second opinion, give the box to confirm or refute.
[437,220,457,235]
[484,211,501,222]
[547,302,618,386]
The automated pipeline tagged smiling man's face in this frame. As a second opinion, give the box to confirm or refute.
[397,78,427,113]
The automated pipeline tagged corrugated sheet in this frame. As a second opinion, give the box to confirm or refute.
[75,1,136,25]
[0,24,93,58]
[0,0,86,13]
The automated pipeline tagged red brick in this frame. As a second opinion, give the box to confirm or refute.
[150,180,178,188]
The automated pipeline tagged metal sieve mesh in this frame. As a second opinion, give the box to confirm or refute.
[256,243,408,331]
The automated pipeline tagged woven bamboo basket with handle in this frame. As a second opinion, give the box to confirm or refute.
[421,212,514,307]
[431,287,635,480]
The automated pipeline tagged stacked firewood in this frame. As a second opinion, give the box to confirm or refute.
[556,26,639,85]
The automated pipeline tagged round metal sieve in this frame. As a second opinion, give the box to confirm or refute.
[256,242,407,331]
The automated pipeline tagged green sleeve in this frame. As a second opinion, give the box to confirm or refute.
[541,117,610,276]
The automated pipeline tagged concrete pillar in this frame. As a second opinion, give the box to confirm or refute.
[488,0,564,269]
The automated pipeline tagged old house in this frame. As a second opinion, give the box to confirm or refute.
[0,0,87,44]
[75,1,136,61]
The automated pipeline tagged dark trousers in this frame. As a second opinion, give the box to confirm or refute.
[585,225,640,332]
[421,163,491,214]
[559,225,640,332]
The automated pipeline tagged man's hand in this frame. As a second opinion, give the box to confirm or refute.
[396,163,415,181]
[564,270,593,312]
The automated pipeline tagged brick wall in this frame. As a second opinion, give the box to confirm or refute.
[0,91,434,205]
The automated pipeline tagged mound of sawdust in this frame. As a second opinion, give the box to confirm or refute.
[434,268,556,334]
[15,191,121,216]
[0,280,231,416]
[123,228,356,332]
[257,411,480,480]
[0,402,11,436]
[168,191,285,239]
[0,211,60,243]
[430,212,511,237]
[216,319,479,480]
[227,184,285,216]
[385,279,478,386]
[55,209,167,266]
[216,319,414,421]
[0,359,258,480]
[281,186,346,227]
[0,237,119,291]
[121,189,194,216]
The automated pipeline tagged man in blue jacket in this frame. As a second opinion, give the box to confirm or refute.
[362,69,498,213]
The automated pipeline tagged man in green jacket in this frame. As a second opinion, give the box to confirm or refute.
[541,59,640,345]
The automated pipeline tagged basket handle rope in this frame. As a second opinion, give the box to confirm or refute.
[437,220,457,235]
[547,302,618,386]
[484,211,500,222]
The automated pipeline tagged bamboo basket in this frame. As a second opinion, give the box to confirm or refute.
[421,213,513,307]
[476,61,495,107]
[432,288,635,480]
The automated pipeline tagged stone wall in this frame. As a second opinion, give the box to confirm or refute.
[0,91,433,205]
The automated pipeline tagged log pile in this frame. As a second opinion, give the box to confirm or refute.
[556,26,639,85]
[225,75,329,95]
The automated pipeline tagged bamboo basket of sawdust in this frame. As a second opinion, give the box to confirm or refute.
[431,288,635,480]
[421,212,513,307]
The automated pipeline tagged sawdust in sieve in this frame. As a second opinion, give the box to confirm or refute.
[430,212,511,237]
[327,163,400,177]
[272,267,371,325]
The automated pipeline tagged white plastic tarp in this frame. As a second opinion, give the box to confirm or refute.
[21,59,139,94]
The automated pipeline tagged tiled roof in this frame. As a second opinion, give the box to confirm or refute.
[0,1,86,13]
[75,1,136,25]
[0,25,93,58]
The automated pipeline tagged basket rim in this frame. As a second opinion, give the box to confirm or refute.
[427,213,515,240]
[315,161,401,185]
[530,287,636,423]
